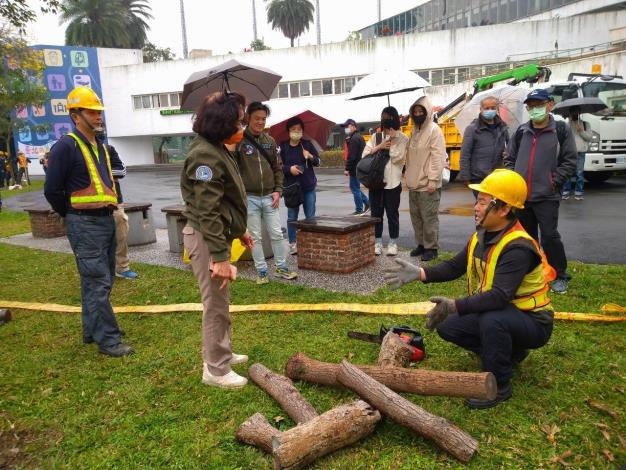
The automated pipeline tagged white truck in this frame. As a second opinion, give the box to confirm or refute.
[538,73,626,183]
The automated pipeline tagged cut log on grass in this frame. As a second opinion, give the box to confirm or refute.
[377,331,413,367]
[235,412,280,454]
[248,363,318,424]
[337,360,478,463]
[272,400,380,470]
[285,352,496,400]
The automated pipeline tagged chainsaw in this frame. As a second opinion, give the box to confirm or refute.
[347,325,425,362]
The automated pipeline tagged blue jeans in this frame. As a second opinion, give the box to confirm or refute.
[287,189,316,243]
[65,213,122,347]
[349,176,369,212]
[562,152,585,195]
[247,194,287,273]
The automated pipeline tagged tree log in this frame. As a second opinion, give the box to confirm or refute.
[272,400,380,470]
[248,363,319,424]
[377,331,413,367]
[285,352,496,400]
[235,412,280,454]
[338,360,478,463]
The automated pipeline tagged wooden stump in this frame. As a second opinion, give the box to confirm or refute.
[285,352,497,400]
[377,331,413,367]
[248,363,318,424]
[337,360,478,463]
[235,412,281,454]
[272,400,380,470]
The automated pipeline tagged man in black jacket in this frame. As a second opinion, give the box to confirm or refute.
[342,119,370,215]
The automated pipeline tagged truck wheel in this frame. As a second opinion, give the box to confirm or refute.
[584,171,613,184]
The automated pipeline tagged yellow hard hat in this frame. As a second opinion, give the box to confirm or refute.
[468,169,527,209]
[67,86,105,111]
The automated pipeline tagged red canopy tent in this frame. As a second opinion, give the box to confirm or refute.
[268,110,336,152]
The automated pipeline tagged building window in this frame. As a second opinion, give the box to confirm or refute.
[430,70,443,86]
[443,68,457,85]
[289,83,300,98]
[278,83,289,98]
[334,78,344,95]
[170,93,180,107]
[458,67,469,83]
[159,93,170,108]
[418,70,430,83]
[345,77,356,92]
[141,95,152,108]
[322,79,333,95]
[133,96,142,110]
[300,81,311,96]
[312,80,322,96]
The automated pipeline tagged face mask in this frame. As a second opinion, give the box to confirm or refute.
[481,110,497,120]
[344,127,352,136]
[289,131,303,141]
[381,118,395,129]
[223,129,244,145]
[412,115,426,126]
[528,106,548,123]
[570,113,579,121]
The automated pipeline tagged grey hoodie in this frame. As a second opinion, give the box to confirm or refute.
[504,116,577,202]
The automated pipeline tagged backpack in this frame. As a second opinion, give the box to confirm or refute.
[356,133,389,190]
[513,120,567,154]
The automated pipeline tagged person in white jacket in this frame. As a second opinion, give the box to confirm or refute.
[561,107,592,200]
[362,106,408,256]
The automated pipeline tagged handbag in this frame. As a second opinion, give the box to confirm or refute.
[283,182,303,208]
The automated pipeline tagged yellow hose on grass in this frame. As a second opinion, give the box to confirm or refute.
[1,300,625,322]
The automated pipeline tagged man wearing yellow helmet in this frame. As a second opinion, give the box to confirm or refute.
[384,169,556,409]
[44,86,133,357]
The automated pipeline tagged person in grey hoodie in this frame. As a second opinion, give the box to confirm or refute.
[459,95,509,191]
[504,88,577,294]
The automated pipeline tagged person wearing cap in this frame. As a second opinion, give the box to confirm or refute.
[341,118,370,216]
[44,86,133,358]
[384,169,556,409]
[504,88,576,295]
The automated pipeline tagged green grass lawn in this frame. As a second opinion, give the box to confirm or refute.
[0,239,624,468]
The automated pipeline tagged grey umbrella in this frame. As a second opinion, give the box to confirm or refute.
[552,97,607,116]
[180,59,282,110]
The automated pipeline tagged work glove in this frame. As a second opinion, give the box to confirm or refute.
[384,258,422,291]
[425,296,457,330]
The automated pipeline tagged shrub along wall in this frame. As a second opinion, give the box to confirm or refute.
[319,150,344,168]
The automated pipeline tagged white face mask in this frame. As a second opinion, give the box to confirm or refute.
[344,128,352,135]
[289,131,303,141]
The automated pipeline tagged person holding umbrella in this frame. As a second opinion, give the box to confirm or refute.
[181,91,254,389]
[342,118,370,216]
[561,107,592,201]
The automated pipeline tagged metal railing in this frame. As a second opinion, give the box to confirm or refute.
[506,40,626,63]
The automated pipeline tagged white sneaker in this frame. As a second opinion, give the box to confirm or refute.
[375,242,382,255]
[202,365,247,389]
[386,242,398,256]
[289,242,297,255]
[231,353,248,365]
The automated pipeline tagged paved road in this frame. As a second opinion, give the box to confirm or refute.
[5,168,626,264]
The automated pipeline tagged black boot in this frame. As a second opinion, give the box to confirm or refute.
[465,382,512,409]
[421,249,438,262]
[410,245,424,257]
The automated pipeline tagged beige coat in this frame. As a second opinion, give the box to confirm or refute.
[404,96,447,191]
[363,131,408,190]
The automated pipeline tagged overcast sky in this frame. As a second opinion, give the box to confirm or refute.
[26,0,421,57]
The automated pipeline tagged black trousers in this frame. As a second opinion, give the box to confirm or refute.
[436,304,553,386]
[369,184,401,239]
[516,199,569,280]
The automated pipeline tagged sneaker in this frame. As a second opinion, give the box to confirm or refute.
[421,249,438,262]
[276,267,298,280]
[202,366,247,389]
[256,272,269,285]
[551,278,568,294]
[115,270,139,280]
[561,192,570,200]
[84,328,125,344]
[231,353,249,365]
[386,242,398,256]
[465,382,512,409]
[350,210,362,215]
[410,245,424,257]
[98,342,134,357]
[363,202,370,214]
[574,193,584,201]
[289,242,297,255]
[374,242,382,255]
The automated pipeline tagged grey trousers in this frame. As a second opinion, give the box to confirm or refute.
[408,189,441,250]
[65,213,122,347]
[183,224,233,376]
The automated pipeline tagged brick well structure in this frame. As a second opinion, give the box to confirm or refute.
[292,216,379,273]
[24,206,66,238]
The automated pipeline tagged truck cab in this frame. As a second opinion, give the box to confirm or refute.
[537,74,626,183]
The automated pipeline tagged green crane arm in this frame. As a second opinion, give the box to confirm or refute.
[473,64,551,93]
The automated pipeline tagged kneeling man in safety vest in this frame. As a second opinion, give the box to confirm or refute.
[384,169,555,409]
[44,86,133,357]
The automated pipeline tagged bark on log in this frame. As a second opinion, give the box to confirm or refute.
[377,331,413,367]
[235,412,280,454]
[272,400,380,470]
[248,363,319,424]
[337,360,478,463]
[285,352,497,400]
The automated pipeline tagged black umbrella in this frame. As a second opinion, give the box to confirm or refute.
[552,97,607,116]
[180,59,282,110]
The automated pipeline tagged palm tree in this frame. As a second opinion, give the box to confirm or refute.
[61,0,152,49]
[265,0,314,47]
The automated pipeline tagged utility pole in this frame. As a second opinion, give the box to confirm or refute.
[252,0,258,41]
[377,0,381,21]
[315,0,321,45]
[180,0,189,59]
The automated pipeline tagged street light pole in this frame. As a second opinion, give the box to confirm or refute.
[180,0,189,59]
[315,0,321,45]
[252,0,258,41]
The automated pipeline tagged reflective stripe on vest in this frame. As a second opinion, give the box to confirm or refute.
[67,133,118,209]
[466,221,556,312]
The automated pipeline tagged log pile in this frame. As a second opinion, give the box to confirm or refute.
[237,332,491,467]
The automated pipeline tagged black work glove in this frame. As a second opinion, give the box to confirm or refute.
[425,296,457,330]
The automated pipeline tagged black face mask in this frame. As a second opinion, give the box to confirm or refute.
[412,115,426,126]
[571,113,579,121]
[381,118,395,129]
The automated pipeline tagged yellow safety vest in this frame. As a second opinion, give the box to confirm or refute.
[67,133,118,210]
[466,221,556,312]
